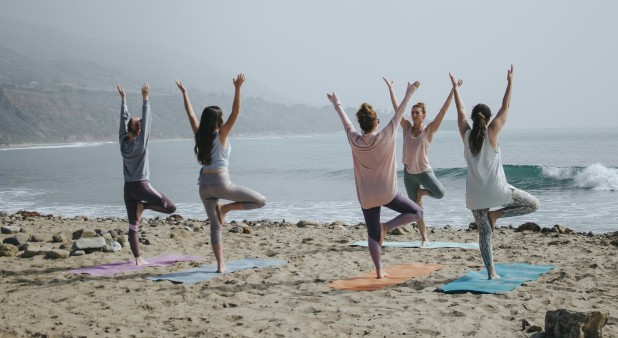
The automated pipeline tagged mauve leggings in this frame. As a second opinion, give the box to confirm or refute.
[124,180,176,257]
[361,193,423,271]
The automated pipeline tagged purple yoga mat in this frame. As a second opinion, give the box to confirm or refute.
[66,254,205,277]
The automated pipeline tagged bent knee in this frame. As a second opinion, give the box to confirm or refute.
[416,208,424,220]
[256,195,266,208]
[433,190,445,200]
[530,197,540,212]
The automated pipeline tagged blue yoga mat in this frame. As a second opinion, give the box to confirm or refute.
[438,263,554,294]
[146,257,287,284]
[351,241,479,249]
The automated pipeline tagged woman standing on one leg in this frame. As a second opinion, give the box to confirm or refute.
[118,83,177,266]
[451,66,539,279]
[383,77,462,246]
[327,80,424,279]
[176,74,266,273]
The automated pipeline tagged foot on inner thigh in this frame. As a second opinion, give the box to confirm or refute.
[136,201,145,222]
[416,189,426,207]
[379,222,388,246]
[488,210,500,232]
[215,203,225,225]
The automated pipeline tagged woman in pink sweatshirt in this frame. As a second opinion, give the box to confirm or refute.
[327,80,423,279]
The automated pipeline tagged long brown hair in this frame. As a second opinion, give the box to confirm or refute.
[469,104,492,156]
[194,106,224,165]
[356,103,378,133]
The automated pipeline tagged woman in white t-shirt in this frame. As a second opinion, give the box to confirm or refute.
[451,66,539,279]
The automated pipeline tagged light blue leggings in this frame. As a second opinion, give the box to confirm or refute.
[472,187,540,277]
[199,172,266,244]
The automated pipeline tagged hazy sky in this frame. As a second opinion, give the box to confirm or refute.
[2,0,618,129]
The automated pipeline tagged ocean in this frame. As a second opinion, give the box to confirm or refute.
[1,128,617,233]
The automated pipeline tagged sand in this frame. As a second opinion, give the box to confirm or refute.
[1,212,616,337]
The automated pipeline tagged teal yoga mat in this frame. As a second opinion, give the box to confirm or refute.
[438,263,554,294]
[351,241,479,249]
[145,257,287,284]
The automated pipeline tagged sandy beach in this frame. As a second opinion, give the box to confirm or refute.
[1,211,616,337]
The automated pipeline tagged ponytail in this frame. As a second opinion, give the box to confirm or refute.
[469,104,492,156]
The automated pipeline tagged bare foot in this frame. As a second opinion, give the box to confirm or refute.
[217,263,227,273]
[488,273,501,280]
[136,201,145,222]
[377,270,389,279]
[420,239,430,247]
[135,256,148,266]
[488,210,500,232]
[215,204,225,225]
[379,222,388,246]
[416,189,426,207]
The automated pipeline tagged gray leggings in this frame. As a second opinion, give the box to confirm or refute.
[403,168,445,202]
[199,172,266,245]
[472,187,540,274]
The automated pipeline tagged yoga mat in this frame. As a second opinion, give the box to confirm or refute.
[438,262,555,294]
[329,263,443,291]
[146,257,288,284]
[351,241,479,249]
[66,254,205,277]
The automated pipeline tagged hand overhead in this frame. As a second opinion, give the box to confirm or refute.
[326,92,341,106]
[141,83,150,99]
[175,80,186,93]
[117,85,126,100]
[233,73,245,89]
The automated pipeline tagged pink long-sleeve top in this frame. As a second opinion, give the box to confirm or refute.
[334,88,416,209]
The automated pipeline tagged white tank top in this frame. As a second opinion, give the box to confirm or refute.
[402,125,431,174]
[463,129,513,210]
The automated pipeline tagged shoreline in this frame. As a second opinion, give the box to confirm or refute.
[1,210,617,337]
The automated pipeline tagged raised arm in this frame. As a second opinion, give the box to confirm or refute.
[139,83,151,147]
[389,81,420,129]
[426,79,463,140]
[383,77,401,112]
[488,65,513,146]
[219,73,244,145]
[117,85,129,142]
[175,80,199,135]
[327,92,354,133]
[450,73,469,141]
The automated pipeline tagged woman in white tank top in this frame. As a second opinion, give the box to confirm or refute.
[383,77,462,247]
[451,66,539,279]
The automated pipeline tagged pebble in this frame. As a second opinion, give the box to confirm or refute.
[72,237,106,250]
[1,225,21,234]
[3,234,29,247]
[0,243,18,257]
[46,249,70,259]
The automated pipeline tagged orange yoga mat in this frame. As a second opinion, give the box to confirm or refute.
[329,263,443,291]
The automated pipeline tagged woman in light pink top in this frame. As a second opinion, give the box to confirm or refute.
[384,78,462,246]
[327,80,423,279]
